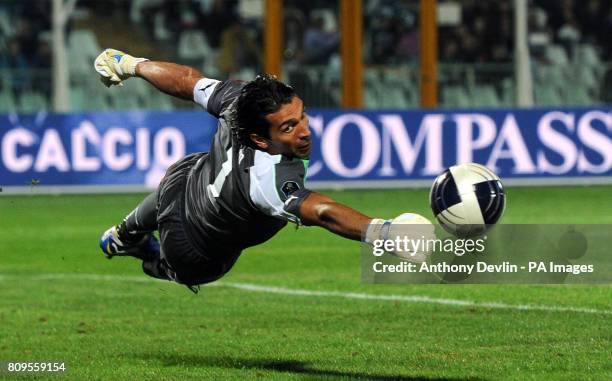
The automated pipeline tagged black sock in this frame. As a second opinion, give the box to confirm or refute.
[117,190,159,243]
[117,220,146,244]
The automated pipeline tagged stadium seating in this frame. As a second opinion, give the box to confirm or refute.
[146,91,174,111]
[130,0,163,24]
[442,86,471,108]
[18,91,48,113]
[363,91,379,109]
[68,30,101,61]
[363,69,381,109]
[153,12,172,41]
[470,85,501,108]
[384,87,409,109]
[110,87,141,110]
[68,30,101,76]
[562,84,594,106]
[572,64,598,92]
[310,8,337,33]
[67,46,91,77]
[0,90,16,112]
[0,7,12,37]
[69,87,86,110]
[545,44,570,66]
[88,94,111,111]
[178,30,212,64]
[534,84,563,106]
[500,78,515,107]
[2,0,610,112]
[574,43,602,71]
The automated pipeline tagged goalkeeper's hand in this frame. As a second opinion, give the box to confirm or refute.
[94,49,149,87]
[365,213,436,263]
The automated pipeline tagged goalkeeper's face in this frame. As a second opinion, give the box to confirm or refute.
[263,96,311,159]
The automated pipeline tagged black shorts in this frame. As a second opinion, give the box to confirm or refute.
[156,153,239,286]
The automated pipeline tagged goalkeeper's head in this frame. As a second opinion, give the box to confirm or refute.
[234,74,312,159]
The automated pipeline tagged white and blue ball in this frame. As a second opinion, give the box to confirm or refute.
[430,163,506,237]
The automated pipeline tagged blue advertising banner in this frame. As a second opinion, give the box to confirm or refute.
[305,107,611,185]
[0,108,610,192]
[0,111,216,190]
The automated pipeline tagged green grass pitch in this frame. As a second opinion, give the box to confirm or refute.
[0,186,610,380]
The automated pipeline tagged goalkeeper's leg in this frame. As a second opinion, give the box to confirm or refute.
[99,190,160,260]
[117,190,159,241]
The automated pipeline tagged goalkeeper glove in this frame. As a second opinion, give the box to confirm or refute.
[94,48,149,87]
[365,213,436,263]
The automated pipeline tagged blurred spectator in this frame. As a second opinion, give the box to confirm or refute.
[31,37,52,70]
[394,12,419,62]
[15,19,38,62]
[167,0,203,43]
[31,37,52,98]
[303,14,339,65]
[137,0,165,39]
[440,37,460,62]
[492,15,513,62]
[216,19,261,76]
[557,17,580,52]
[178,21,212,68]
[284,8,306,63]
[0,38,30,96]
[203,0,238,48]
[528,6,552,59]
[370,7,397,64]
[556,0,581,56]
[607,7,612,60]
[19,0,50,32]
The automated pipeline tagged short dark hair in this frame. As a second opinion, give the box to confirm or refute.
[233,74,296,149]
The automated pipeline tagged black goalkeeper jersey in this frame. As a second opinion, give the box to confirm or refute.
[181,78,311,258]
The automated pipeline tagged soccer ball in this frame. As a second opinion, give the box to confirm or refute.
[429,163,506,237]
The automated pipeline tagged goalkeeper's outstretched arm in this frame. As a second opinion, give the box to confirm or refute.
[136,61,204,101]
[299,192,435,262]
[94,48,204,101]
[298,192,372,241]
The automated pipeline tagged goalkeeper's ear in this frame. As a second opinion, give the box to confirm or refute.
[249,134,270,151]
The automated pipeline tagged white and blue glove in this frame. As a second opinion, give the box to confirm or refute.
[94,48,148,87]
[365,213,436,263]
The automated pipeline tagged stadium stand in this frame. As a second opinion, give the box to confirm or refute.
[0,0,610,112]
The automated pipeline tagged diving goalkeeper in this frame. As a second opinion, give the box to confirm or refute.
[95,49,434,292]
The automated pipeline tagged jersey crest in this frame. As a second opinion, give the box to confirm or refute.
[281,180,300,198]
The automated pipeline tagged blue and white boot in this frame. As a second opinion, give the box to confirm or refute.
[99,226,160,261]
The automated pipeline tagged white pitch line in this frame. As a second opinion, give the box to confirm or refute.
[221,282,612,315]
[1,273,610,315]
